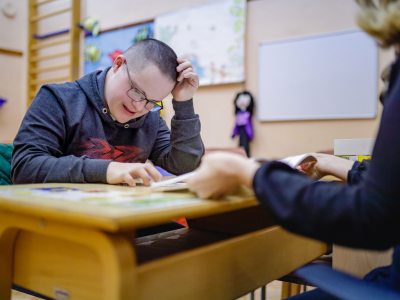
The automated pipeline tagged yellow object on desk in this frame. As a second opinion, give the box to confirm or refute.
[0,183,328,300]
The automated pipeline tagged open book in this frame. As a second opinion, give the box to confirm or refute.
[278,153,317,169]
[150,153,318,190]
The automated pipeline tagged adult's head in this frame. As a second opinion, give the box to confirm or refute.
[356,0,400,48]
[105,38,179,124]
[357,0,400,103]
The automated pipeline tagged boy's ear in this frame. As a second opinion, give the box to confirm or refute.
[112,55,125,72]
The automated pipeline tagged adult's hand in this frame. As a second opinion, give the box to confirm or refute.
[298,153,355,181]
[187,152,260,199]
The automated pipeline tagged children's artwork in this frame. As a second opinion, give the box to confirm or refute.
[154,0,246,86]
[78,16,100,37]
[84,22,154,75]
[232,91,254,157]
[0,187,202,211]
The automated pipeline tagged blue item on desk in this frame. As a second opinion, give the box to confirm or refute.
[0,98,6,109]
[155,166,174,177]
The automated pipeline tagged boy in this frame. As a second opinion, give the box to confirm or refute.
[11,39,204,186]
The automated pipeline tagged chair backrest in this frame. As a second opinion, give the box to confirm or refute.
[0,143,13,185]
[295,263,400,300]
[204,147,247,157]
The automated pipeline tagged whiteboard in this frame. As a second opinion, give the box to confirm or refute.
[257,30,378,121]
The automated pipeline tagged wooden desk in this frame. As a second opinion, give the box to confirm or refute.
[0,183,328,300]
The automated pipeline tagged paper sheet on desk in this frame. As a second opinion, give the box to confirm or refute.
[150,172,194,191]
[0,187,202,211]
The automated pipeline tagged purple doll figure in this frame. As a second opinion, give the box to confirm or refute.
[232,91,254,157]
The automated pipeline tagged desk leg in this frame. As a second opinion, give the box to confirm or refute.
[0,211,137,300]
[0,226,19,300]
[95,233,137,299]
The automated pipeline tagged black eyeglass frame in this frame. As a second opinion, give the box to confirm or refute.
[124,60,163,112]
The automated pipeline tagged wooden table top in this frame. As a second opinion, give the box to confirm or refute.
[0,183,258,232]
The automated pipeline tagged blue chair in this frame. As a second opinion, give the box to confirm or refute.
[290,258,400,300]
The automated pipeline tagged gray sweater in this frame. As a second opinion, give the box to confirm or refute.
[11,68,204,184]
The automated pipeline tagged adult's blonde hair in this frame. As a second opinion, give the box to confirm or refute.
[357,0,400,47]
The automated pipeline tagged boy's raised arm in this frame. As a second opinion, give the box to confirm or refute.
[149,99,204,175]
[148,58,204,175]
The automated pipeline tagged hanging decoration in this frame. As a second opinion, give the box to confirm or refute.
[232,91,254,157]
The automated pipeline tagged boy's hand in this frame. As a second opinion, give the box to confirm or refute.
[106,162,162,187]
[172,58,200,101]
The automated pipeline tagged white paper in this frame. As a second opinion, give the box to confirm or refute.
[150,172,195,189]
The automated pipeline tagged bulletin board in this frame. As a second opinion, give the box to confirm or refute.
[84,22,154,75]
[154,0,246,86]
[257,29,378,122]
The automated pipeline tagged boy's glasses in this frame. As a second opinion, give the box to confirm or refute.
[124,60,163,112]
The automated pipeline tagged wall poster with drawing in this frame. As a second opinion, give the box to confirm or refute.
[155,0,246,86]
[84,22,154,75]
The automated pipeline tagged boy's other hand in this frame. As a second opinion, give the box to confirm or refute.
[106,162,162,187]
[172,58,200,101]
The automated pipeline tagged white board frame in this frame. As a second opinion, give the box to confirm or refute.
[257,29,378,122]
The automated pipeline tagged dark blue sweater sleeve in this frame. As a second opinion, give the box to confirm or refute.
[253,63,400,251]
[149,99,204,175]
[347,160,370,186]
[11,86,110,184]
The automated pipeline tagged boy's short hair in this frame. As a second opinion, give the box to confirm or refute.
[123,38,179,82]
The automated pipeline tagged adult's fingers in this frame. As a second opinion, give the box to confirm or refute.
[195,183,217,199]
[298,163,310,172]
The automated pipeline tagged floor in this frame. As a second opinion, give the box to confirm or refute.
[11,280,313,300]
[12,290,39,300]
[237,280,284,300]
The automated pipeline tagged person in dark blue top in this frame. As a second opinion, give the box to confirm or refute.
[187,0,400,298]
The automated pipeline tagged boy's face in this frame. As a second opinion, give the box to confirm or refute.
[105,55,175,124]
